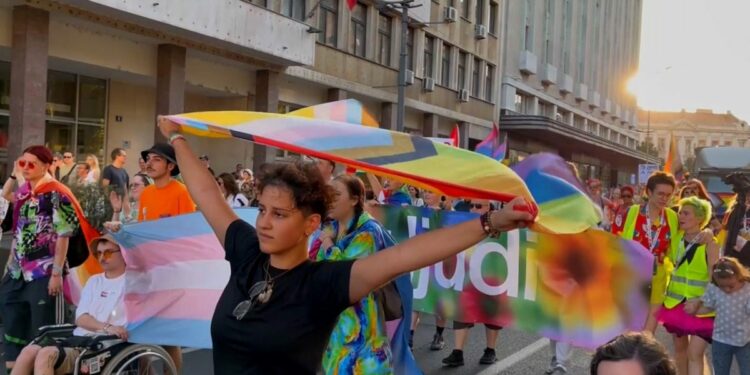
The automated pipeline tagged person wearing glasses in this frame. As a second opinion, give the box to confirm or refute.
[0,146,82,374]
[157,118,533,374]
[109,173,151,224]
[442,199,503,367]
[57,152,77,186]
[10,234,128,375]
[611,186,636,236]
[656,197,719,375]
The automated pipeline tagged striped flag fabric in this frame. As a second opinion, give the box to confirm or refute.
[450,124,460,147]
[474,123,508,161]
[664,133,684,177]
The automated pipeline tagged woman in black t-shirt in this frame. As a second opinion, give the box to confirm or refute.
[157,118,533,374]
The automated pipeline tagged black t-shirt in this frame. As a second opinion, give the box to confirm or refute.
[211,220,354,375]
[102,165,129,192]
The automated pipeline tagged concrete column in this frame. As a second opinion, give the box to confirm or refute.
[381,102,397,131]
[422,113,439,137]
[529,96,540,116]
[155,44,186,142]
[253,70,280,170]
[8,6,49,167]
[326,88,348,102]
[458,122,470,149]
[565,112,574,126]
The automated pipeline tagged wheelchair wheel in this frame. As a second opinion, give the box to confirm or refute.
[100,344,177,375]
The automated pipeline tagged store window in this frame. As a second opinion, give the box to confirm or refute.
[45,70,107,162]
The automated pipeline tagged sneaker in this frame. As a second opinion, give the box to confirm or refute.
[442,349,464,367]
[429,333,445,351]
[546,364,568,374]
[479,348,497,364]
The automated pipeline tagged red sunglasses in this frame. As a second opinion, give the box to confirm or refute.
[18,160,36,170]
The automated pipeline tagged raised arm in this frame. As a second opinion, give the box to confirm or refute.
[348,197,533,303]
[157,117,238,245]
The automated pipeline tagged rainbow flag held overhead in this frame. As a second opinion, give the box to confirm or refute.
[163,100,602,234]
[664,133,684,177]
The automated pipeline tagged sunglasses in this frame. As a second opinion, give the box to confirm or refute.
[233,281,272,320]
[95,249,121,261]
[621,195,633,198]
[18,160,37,170]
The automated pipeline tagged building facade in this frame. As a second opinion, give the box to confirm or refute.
[638,109,750,161]
[498,0,657,186]
[0,0,503,178]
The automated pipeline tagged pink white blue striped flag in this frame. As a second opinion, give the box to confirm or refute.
[111,209,259,348]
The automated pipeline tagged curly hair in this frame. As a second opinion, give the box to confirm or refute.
[256,161,334,218]
[678,196,712,228]
[591,332,676,375]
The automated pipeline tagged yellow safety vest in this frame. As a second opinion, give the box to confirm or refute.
[663,241,710,309]
[621,205,680,256]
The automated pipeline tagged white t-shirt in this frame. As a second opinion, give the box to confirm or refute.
[226,194,249,208]
[74,273,127,336]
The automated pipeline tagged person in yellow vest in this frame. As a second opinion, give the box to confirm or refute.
[656,197,719,375]
[618,172,681,333]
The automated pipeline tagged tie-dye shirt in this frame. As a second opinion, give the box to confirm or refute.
[315,212,393,375]
[6,182,80,281]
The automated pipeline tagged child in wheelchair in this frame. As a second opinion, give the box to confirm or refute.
[11,234,127,375]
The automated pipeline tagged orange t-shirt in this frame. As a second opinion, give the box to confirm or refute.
[137,179,196,221]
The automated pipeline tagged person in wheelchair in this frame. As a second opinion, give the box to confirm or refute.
[11,234,127,375]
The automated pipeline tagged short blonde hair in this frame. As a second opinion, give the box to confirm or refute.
[678,196,712,228]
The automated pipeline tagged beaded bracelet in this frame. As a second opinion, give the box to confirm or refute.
[480,211,501,237]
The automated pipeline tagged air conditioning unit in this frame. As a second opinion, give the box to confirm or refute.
[458,89,470,102]
[474,24,488,39]
[445,7,458,22]
[405,70,415,85]
[423,77,435,92]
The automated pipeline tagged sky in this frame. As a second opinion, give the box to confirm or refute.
[629,0,750,121]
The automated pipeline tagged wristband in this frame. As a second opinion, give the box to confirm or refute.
[480,211,500,237]
[52,264,63,276]
[168,133,186,145]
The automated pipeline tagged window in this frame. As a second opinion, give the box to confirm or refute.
[377,13,392,65]
[484,64,495,101]
[251,0,267,7]
[424,35,435,78]
[45,71,107,162]
[318,0,338,46]
[282,0,306,21]
[489,1,498,34]
[740,139,747,147]
[475,0,484,24]
[542,0,554,64]
[711,140,719,147]
[560,0,572,73]
[406,27,415,70]
[457,51,467,90]
[522,0,534,51]
[472,57,481,97]
[698,139,706,147]
[514,94,523,113]
[0,61,8,111]
[725,141,732,146]
[454,0,470,18]
[441,42,452,87]
[577,0,588,81]
[350,2,367,57]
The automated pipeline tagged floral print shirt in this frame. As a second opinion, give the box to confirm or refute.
[6,182,80,281]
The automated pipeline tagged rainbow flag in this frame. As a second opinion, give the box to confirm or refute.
[474,123,507,161]
[664,133,683,177]
[164,100,603,234]
[512,153,602,234]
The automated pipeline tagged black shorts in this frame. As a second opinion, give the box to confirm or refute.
[0,274,56,361]
[453,321,503,330]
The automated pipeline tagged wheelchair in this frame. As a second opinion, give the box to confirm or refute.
[30,324,177,375]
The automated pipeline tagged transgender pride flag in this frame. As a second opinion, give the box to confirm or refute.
[111,209,258,348]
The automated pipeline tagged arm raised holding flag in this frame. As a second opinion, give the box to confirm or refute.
[157,117,532,374]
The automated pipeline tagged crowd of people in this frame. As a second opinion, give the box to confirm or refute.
[0,128,748,375]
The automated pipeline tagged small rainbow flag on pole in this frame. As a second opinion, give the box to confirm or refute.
[664,132,684,177]
[474,123,507,161]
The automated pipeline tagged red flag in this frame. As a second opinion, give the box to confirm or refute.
[450,124,460,148]
[346,0,356,10]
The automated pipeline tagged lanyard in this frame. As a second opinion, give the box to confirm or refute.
[645,209,667,253]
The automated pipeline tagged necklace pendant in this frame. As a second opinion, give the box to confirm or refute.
[258,287,272,304]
